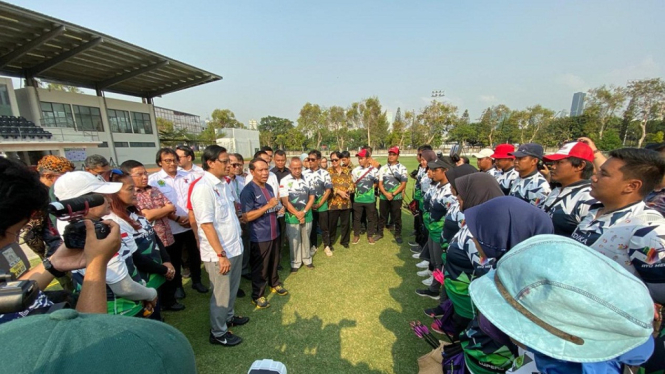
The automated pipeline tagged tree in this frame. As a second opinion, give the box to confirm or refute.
[258,116,294,148]
[209,109,245,129]
[626,78,665,148]
[585,85,627,140]
[297,103,326,149]
[346,98,389,149]
[284,127,307,151]
[460,109,470,124]
[620,97,637,145]
[326,106,348,150]
[417,100,458,146]
[478,105,511,146]
[386,107,406,149]
[157,118,195,146]
[40,80,83,93]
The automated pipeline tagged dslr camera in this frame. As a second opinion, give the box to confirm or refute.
[0,272,39,314]
[48,194,110,249]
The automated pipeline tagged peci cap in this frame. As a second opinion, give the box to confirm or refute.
[356,149,370,158]
[543,142,594,162]
[388,146,400,155]
[54,171,122,200]
[510,143,544,159]
[0,309,197,374]
[469,235,654,363]
[491,144,515,159]
[474,148,494,159]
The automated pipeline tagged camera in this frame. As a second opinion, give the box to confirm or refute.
[0,273,39,314]
[48,194,110,249]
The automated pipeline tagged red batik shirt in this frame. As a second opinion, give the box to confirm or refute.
[134,186,175,247]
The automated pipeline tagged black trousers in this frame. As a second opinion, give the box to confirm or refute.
[328,209,351,247]
[159,268,177,307]
[353,202,377,237]
[170,230,202,286]
[378,199,402,237]
[310,210,330,248]
[250,238,281,300]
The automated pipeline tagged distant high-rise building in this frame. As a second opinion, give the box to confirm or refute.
[570,92,586,117]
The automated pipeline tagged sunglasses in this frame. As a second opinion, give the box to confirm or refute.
[331,159,339,162]
[161,159,177,164]
[308,158,318,161]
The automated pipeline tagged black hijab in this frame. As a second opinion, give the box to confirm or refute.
[456,173,503,212]
[445,164,477,191]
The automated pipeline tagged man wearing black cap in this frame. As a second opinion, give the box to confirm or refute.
[508,143,551,208]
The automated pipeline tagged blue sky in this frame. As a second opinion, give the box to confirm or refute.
[6,0,665,124]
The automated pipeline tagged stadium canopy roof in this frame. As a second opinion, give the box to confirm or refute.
[0,1,221,99]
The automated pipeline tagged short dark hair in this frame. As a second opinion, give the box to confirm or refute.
[0,158,49,237]
[461,156,470,164]
[341,151,350,159]
[308,150,321,159]
[249,158,268,171]
[201,145,227,171]
[609,148,665,196]
[120,160,144,174]
[233,153,244,162]
[261,146,274,153]
[645,143,665,153]
[568,157,594,180]
[331,151,342,159]
[363,146,373,155]
[176,145,195,161]
[418,144,433,152]
[84,154,109,169]
[156,148,178,166]
[254,150,268,159]
[274,150,286,157]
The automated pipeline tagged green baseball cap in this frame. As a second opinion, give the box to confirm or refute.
[0,309,196,373]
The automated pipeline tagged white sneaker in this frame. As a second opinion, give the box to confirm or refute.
[416,260,430,269]
[324,246,333,257]
[310,246,318,256]
[422,276,433,286]
[412,253,420,259]
[417,269,432,277]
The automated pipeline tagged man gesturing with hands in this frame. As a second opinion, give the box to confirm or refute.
[190,146,248,347]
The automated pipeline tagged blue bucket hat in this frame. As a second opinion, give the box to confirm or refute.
[469,235,654,363]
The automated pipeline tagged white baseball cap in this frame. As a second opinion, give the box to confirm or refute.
[54,171,122,200]
[473,148,494,159]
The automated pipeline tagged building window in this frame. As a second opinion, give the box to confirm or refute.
[98,141,109,148]
[129,142,156,147]
[40,102,75,128]
[73,105,103,132]
[114,142,129,147]
[0,84,12,117]
[107,109,132,133]
[131,112,153,134]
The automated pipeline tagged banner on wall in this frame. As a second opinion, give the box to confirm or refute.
[64,148,87,162]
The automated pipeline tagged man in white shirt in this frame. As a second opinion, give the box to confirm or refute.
[190,145,248,347]
[228,153,251,279]
[148,148,208,298]
[177,145,205,179]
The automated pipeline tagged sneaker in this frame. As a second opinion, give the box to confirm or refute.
[228,315,250,327]
[236,289,246,298]
[310,246,318,256]
[372,234,384,242]
[352,236,360,244]
[415,289,440,300]
[252,297,270,309]
[424,306,445,319]
[410,246,420,254]
[417,269,432,277]
[412,253,421,259]
[192,282,209,293]
[422,276,433,286]
[416,260,430,269]
[324,246,333,257]
[408,241,419,247]
[290,267,299,273]
[271,285,288,296]
[182,267,191,279]
[209,330,242,346]
[368,236,376,245]
[430,321,446,335]
[395,237,403,244]
[306,264,315,269]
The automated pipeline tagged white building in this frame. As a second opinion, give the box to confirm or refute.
[0,2,221,166]
[215,128,260,159]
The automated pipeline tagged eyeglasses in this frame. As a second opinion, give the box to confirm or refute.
[161,159,177,164]
[331,159,339,162]
[231,163,243,167]
[131,172,149,177]
[216,158,230,164]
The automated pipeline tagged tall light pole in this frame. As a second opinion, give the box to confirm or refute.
[431,90,445,98]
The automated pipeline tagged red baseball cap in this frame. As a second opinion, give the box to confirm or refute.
[388,146,400,155]
[491,144,515,159]
[543,142,594,162]
[356,149,370,158]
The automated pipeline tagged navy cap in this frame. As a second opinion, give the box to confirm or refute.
[510,143,544,159]
[427,159,453,170]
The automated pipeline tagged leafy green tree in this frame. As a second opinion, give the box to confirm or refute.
[297,103,326,149]
[258,116,294,148]
[285,127,307,151]
[326,106,348,150]
[417,100,458,146]
[156,118,196,146]
[585,85,627,140]
[626,78,665,147]
[478,105,511,146]
[595,129,623,151]
[385,107,406,148]
[209,109,245,129]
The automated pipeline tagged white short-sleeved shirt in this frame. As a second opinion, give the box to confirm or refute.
[148,169,194,235]
[178,164,205,179]
[190,171,243,261]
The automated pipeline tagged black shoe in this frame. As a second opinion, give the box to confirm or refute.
[236,288,246,298]
[415,289,440,300]
[242,273,252,280]
[342,244,349,249]
[163,302,186,312]
[306,264,315,269]
[277,264,283,271]
[228,315,250,327]
[395,237,403,244]
[192,283,209,293]
[409,246,420,254]
[424,305,444,319]
[291,267,299,273]
[209,331,242,346]
[372,234,383,242]
[175,287,186,300]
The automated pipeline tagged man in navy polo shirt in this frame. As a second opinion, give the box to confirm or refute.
[240,158,288,309]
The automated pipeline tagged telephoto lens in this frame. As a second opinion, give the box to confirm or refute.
[48,194,106,218]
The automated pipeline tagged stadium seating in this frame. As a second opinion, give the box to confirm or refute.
[0,115,53,140]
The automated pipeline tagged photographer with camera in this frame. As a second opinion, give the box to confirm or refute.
[0,158,122,323]
[54,171,158,317]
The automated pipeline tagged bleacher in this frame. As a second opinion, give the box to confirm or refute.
[0,115,53,140]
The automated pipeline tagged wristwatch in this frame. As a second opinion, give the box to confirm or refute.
[217,251,227,258]
[43,257,66,278]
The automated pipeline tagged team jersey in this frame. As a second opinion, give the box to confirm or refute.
[441,201,465,246]
[571,201,665,303]
[541,180,600,237]
[279,174,314,225]
[133,213,166,289]
[509,170,551,208]
[414,166,427,201]
[427,183,456,243]
[486,167,503,179]
[351,166,378,204]
[497,167,519,195]
[303,168,333,212]
[378,162,408,200]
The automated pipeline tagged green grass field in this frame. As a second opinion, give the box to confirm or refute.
[165,156,445,373]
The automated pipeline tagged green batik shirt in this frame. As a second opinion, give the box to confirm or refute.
[351,165,378,204]
[303,168,333,212]
[378,162,409,200]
